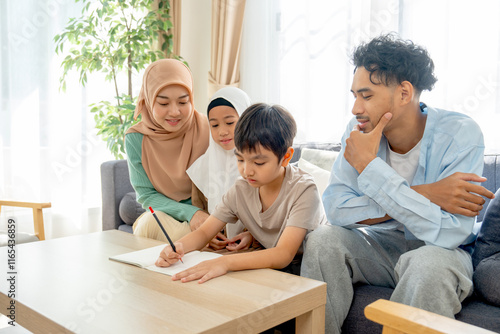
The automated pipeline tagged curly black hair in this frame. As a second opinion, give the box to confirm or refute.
[352,33,437,93]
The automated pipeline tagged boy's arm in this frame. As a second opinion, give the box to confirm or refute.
[172,226,307,283]
[156,215,226,267]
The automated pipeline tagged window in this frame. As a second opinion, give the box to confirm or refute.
[241,0,500,153]
[1,1,115,237]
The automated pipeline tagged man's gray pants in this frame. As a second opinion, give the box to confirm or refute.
[300,225,473,334]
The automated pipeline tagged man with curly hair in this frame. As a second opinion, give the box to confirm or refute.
[301,33,495,333]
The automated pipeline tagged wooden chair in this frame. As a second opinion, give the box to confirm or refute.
[364,299,496,334]
[0,201,51,241]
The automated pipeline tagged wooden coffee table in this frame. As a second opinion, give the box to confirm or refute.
[0,230,326,333]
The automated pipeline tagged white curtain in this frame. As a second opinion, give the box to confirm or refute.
[208,0,247,96]
[240,0,500,153]
[1,1,115,238]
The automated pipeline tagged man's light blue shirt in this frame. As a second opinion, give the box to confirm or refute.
[323,106,485,249]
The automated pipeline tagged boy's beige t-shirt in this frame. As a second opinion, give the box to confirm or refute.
[211,164,328,249]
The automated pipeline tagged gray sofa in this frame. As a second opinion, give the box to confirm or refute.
[100,143,500,332]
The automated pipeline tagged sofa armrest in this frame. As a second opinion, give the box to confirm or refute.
[100,160,135,230]
[364,299,496,334]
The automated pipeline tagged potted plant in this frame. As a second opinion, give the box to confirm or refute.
[54,0,176,159]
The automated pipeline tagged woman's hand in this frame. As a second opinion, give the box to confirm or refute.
[226,231,254,251]
[190,210,210,231]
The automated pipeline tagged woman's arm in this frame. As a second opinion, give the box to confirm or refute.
[125,133,200,222]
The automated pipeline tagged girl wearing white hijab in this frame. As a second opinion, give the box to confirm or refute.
[187,87,252,245]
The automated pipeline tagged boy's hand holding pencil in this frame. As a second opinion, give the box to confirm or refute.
[149,206,184,265]
[156,242,185,267]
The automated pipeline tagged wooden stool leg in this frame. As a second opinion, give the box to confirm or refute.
[32,208,46,241]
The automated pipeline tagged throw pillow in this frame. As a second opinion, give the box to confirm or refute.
[471,187,500,306]
[473,253,500,306]
[472,188,500,268]
[119,192,146,225]
[299,148,338,172]
[298,158,331,196]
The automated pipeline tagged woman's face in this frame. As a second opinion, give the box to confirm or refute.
[208,105,239,150]
[152,85,192,132]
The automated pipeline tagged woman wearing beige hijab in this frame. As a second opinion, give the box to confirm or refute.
[125,59,210,242]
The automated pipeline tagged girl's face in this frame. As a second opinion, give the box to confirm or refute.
[208,105,239,150]
[152,85,192,132]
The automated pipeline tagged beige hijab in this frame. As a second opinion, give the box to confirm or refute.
[127,59,209,207]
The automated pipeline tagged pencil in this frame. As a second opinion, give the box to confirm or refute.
[149,206,183,263]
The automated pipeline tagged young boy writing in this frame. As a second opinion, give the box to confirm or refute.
[156,103,327,283]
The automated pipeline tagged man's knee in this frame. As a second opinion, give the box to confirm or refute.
[396,245,471,279]
[305,225,346,253]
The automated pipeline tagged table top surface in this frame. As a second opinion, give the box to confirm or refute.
[0,230,326,334]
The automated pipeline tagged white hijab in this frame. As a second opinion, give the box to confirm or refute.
[187,87,251,220]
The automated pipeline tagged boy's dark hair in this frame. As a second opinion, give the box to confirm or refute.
[352,33,437,93]
[234,103,297,161]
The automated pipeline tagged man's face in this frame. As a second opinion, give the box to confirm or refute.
[350,67,396,133]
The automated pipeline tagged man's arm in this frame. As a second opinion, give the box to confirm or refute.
[352,173,495,225]
[412,172,495,217]
[323,115,393,226]
[356,157,483,249]
[325,110,489,248]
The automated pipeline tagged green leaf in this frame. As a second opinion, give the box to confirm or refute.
[55,0,178,159]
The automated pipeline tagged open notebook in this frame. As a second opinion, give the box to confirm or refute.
[109,244,222,276]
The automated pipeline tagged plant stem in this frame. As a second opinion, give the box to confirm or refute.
[128,45,132,98]
[121,5,133,99]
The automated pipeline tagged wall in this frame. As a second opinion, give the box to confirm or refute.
[179,0,212,113]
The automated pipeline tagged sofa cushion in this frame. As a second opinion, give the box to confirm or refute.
[119,192,145,225]
[471,187,500,306]
[298,158,331,196]
[291,142,341,164]
[474,253,500,307]
[299,147,338,172]
[456,295,500,331]
[472,188,500,268]
[118,224,134,234]
[342,285,391,333]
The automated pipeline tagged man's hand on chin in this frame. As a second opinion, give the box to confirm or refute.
[344,113,393,174]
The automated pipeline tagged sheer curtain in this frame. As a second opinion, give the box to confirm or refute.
[240,0,500,153]
[0,1,115,238]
